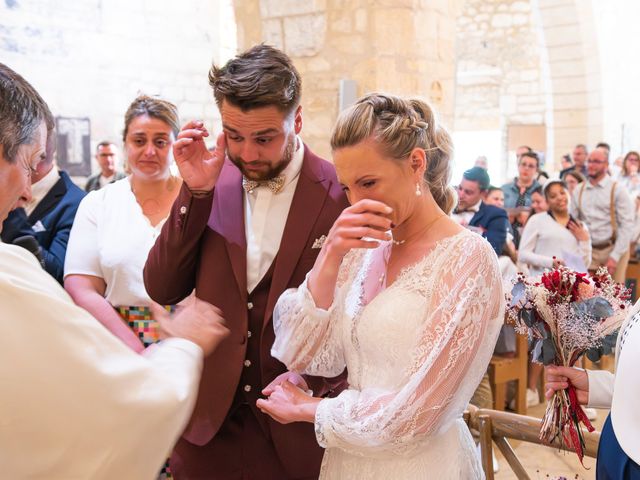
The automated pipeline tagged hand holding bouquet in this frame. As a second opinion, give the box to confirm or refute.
[507,265,630,464]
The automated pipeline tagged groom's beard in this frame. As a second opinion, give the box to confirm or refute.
[229,135,296,181]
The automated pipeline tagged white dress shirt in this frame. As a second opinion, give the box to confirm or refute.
[0,243,203,479]
[64,177,168,306]
[450,200,481,226]
[245,137,304,292]
[518,212,592,276]
[571,175,635,261]
[25,165,59,215]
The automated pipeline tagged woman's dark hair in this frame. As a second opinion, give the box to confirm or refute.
[542,180,568,200]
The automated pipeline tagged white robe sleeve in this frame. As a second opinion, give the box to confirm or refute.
[0,245,202,480]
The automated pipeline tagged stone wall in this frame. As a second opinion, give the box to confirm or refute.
[233,0,460,161]
[455,0,548,178]
[0,0,236,173]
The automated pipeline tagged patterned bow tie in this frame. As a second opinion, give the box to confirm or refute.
[242,175,286,194]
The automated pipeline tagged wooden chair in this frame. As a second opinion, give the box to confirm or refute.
[465,405,600,480]
[488,332,528,414]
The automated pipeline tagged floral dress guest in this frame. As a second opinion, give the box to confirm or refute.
[64,95,182,479]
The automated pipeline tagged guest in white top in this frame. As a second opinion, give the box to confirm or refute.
[0,62,228,480]
[65,95,184,354]
[519,180,591,277]
[545,300,640,478]
[518,180,592,407]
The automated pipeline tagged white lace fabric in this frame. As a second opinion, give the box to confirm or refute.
[272,230,504,479]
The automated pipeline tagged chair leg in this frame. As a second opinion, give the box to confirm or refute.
[494,382,506,411]
[537,373,546,404]
[515,379,527,415]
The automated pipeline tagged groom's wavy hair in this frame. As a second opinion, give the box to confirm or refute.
[209,44,301,116]
[331,93,456,215]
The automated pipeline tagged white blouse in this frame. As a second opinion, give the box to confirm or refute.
[518,212,591,276]
[64,178,167,307]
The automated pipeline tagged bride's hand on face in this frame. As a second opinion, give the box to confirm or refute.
[256,381,322,424]
[322,199,393,264]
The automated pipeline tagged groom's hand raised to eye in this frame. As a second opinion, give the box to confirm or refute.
[173,121,226,192]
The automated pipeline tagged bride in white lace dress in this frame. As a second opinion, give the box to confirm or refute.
[256,93,504,479]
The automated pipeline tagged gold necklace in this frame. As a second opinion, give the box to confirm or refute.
[380,214,447,285]
[391,214,446,245]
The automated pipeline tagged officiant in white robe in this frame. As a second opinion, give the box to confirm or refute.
[0,62,227,479]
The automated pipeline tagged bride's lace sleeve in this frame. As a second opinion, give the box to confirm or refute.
[271,249,364,378]
[315,236,504,455]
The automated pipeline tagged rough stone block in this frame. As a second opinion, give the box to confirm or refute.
[262,18,284,49]
[259,0,326,19]
[491,12,514,28]
[284,13,326,57]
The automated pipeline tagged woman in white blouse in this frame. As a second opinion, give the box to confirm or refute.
[545,301,640,478]
[518,180,591,276]
[65,95,182,355]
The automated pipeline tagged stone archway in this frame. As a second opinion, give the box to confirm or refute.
[455,0,602,176]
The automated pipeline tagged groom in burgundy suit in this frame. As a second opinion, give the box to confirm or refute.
[144,45,348,479]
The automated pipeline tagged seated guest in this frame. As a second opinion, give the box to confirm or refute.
[453,166,509,256]
[0,61,228,479]
[0,125,85,284]
[486,185,504,208]
[501,151,542,209]
[65,95,183,354]
[84,141,126,192]
[563,169,585,194]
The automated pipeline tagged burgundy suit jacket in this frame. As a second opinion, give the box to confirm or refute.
[144,146,349,475]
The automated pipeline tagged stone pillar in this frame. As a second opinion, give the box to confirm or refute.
[233,0,460,160]
[536,0,602,168]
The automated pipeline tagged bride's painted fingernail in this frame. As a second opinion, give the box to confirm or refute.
[390,222,396,228]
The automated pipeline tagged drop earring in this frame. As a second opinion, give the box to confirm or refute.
[415,182,422,196]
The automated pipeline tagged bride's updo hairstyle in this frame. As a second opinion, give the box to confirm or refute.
[330,93,456,215]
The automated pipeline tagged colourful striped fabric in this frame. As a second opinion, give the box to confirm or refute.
[116,305,175,347]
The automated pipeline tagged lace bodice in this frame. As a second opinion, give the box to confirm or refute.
[272,230,504,475]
